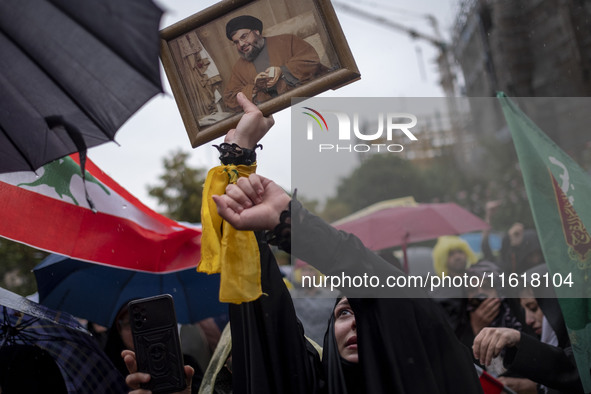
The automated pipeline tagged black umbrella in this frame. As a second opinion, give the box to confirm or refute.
[0,286,127,393]
[0,0,163,174]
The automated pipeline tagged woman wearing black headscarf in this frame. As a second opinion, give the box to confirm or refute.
[215,173,484,394]
[454,261,528,365]
[473,264,585,393]
[123,94,482,394]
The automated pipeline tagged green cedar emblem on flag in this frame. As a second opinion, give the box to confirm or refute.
[498,92,591,392]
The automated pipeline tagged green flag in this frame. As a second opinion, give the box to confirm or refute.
[499,92,591,392]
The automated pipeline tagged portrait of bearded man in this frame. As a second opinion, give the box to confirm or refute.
[222,15,327,111]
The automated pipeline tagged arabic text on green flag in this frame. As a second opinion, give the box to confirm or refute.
[499,92,591,392]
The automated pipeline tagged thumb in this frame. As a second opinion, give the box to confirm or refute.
[237,91,258,113]
[224,128,236,143]
[212,195,226,211]
[184,365,194,391]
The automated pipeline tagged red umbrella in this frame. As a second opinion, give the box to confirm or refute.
[333,202,489,272]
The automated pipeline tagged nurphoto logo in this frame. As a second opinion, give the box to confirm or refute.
[302,107,418,153]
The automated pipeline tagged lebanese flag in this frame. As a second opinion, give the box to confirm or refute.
[0,154,201,272]
[475,366,508,394]
[478,372,504,394]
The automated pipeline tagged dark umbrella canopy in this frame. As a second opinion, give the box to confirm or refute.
[0,286,127,393]
[35,254,226,327]
[0,0,163,173]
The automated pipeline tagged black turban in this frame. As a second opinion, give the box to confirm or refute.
[226,15,263,40]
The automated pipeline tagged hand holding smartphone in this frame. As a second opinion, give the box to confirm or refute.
[128,294,186,394]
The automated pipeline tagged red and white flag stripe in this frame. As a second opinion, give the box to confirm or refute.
[0,155,201,273]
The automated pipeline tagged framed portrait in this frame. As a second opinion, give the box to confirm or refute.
[160,0,360,148]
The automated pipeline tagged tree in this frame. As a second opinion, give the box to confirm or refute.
[333,154,437,213]
[320,197,353,223]
[0,238,47,296]
[458,134,534,231]
[319,138,532,232]
[147,150,207,223]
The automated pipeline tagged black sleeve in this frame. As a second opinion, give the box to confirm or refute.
[231,199,482,394]
[290,199,424,298]
[229,232,324,394]
[289,200,484,394]
[504,333,584,393]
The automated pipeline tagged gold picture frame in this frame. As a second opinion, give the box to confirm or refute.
[160,0,360,147]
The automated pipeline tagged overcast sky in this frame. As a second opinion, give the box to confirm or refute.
[89,0,457,212]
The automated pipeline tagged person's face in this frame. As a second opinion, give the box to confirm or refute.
[446,249,467,274]
[508,223,525,246]
[333,298,358,363]
[116,309,134,350]
[231,28,264,61]
[523,250,544,270]
[466,280,499,309]
[520,296,544,336]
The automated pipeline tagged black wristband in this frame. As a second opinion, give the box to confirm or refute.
[213,142,262,166]
[265,201,291,253]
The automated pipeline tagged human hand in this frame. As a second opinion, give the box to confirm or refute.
[264,66,282,88]
[254,71,269,90]
[484,200,502,223]
[469,297,501,335]
[473,327,521,366]
[122,350,194,394]
[497,376,537,394]
[212,173,291,231]
[224,92,274,149]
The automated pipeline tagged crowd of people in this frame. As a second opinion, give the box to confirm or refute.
[6,15,584,394]
[110,86,585,394]
[5,85,578,394]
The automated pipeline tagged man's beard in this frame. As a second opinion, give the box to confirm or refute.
[239,36,265,62]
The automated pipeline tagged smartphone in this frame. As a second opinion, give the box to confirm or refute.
[128,295,186,394]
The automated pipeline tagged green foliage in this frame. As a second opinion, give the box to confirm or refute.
[320,197,352,223]
[420,148,470,203]
[147,150,206,223]
[320,134,535,233]
[0,239,47,296]
[457,136,534,230]
[297,196,320,216]
[333,154,439,212]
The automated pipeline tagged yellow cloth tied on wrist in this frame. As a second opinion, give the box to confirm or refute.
[199,163,261,303]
